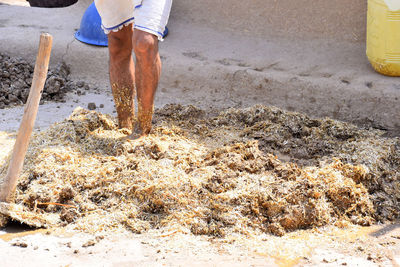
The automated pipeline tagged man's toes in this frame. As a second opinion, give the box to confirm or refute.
[118,120,133,130]
[125,132,143,140]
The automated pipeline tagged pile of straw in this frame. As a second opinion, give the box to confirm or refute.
[1,105,398,236]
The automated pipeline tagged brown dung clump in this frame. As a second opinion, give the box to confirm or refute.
[1,104,399,236]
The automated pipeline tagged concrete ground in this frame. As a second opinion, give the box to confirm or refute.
[1,222,400,266]
[0,0,400,266]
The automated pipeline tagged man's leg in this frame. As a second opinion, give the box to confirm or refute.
[108,25,136,130]
[132,30,161,136]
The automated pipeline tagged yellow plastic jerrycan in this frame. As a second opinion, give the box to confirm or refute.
[367,0,400,76]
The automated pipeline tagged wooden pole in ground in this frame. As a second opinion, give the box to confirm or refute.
[0,33,53,203]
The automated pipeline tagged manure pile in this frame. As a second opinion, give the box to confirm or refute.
[1,104,399,236]
[0,53,92,108]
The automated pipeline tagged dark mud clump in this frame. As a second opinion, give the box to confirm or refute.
[0,53,92,109]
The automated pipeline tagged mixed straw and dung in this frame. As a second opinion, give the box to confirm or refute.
[1,104,399,237]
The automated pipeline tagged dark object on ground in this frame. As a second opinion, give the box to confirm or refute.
[27,0,77,8]
[87,103,96,110]
[12,241,28,248]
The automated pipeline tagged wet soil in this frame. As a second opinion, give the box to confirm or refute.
[0,53,93,108]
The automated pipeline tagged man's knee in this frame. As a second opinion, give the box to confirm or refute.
[133,31,158,58]
[108,27,133,59]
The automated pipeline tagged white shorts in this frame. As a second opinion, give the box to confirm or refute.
[94,0,172,40]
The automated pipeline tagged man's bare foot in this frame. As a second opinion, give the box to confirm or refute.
[136,105,153,135]
[124,121,149,140]
[112,84,135,130]
[119,119,133,130]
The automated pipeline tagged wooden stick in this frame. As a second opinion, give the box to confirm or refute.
[0,33,53,203]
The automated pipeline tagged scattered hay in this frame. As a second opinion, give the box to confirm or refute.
[0,104,399,237]
[0,202,57,228]
[0,214,7,228]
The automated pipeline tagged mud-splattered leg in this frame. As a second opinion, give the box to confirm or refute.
[131,30,161,138]
[108,25,136,130]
